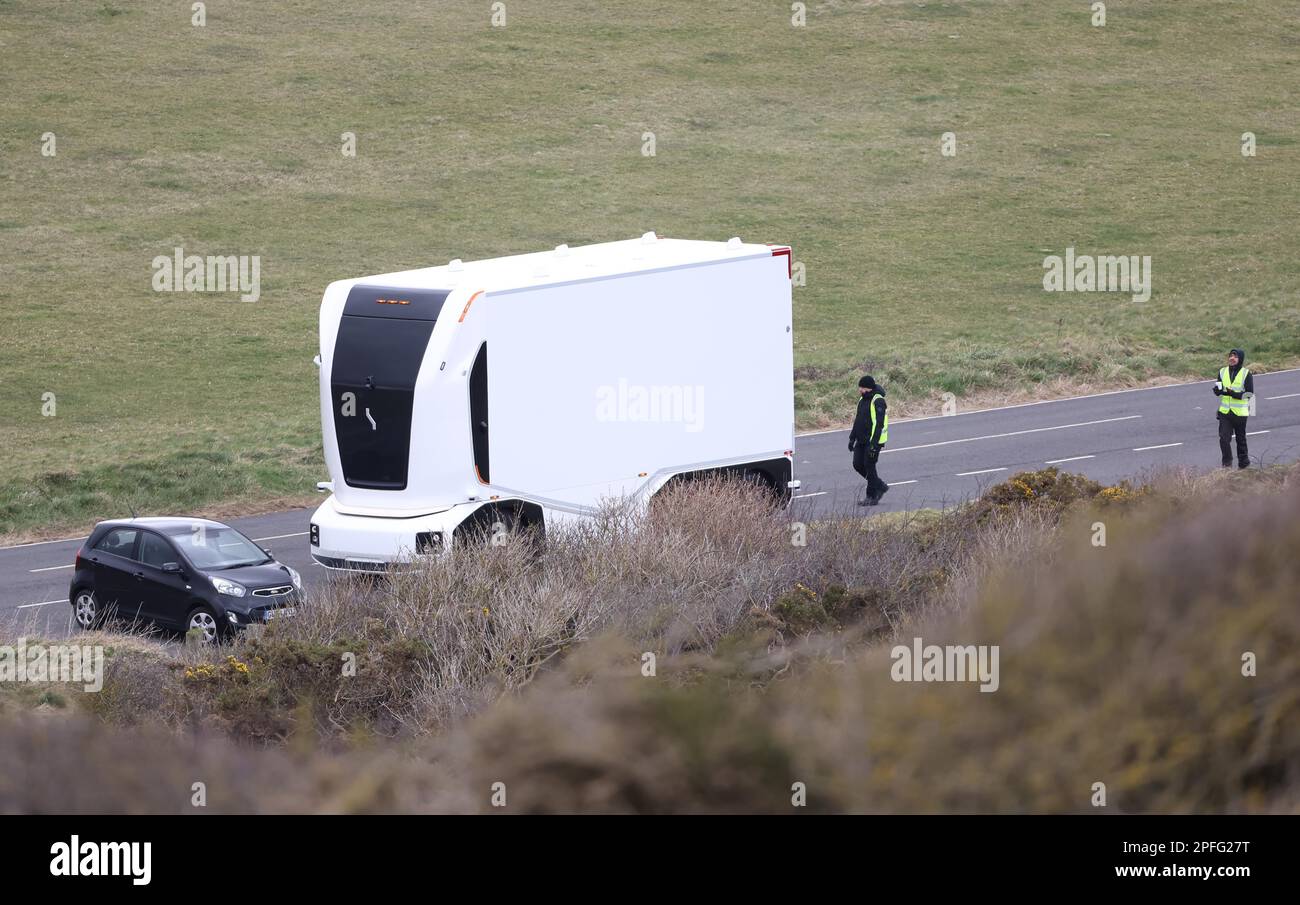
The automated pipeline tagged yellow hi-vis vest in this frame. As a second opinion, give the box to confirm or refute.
[1218,366,1250,416]
[869,395,889,444]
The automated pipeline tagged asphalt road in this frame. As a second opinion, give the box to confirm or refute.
[4,369,1298,637]
[793,368,1300,517]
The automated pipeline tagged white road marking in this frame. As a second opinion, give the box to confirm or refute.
[890,479,919,486]
[29,564,73,573]
[793,492,827,499]
[17,599,64,609]
[251,532,308,542]
[1046,455,1096,464]
[795,368,1300,435]
[0,535,87,551]
[1134,442,1182,452]
[3,526,308,552]
[880,415,1142,454]
[1246,430,1270,436]
[1265,393,1300,400]
[956,467,1007,477]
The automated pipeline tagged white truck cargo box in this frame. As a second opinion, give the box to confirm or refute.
[309,234,794,570]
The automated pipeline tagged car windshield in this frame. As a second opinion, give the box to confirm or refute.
[163,525,271,570]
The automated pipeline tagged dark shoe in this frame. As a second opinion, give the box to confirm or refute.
[1238,461,1250,469]
[1222,461,1233,468]
[865,496,880,506]
[857,496,872,506]
[876,483,890,501]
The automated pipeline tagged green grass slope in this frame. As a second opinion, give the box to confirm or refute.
[2,1,1297,536]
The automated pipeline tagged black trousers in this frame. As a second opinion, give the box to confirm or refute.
[852,444,887,497]
[1218,413,1249,467]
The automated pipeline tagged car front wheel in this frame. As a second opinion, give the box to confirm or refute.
[186,605,222,645]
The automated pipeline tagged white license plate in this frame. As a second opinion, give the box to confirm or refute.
[265,607,296,621]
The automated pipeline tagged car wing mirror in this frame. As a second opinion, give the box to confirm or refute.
[162,562,182,573]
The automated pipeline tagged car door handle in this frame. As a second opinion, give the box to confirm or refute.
[133,571,146,580]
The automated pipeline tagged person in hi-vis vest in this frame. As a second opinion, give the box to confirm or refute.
[1213,348,1253,469]
[848,375,890,505]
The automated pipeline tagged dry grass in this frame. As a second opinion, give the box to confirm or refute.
[1,467,1296,812]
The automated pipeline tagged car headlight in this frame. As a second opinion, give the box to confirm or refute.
[227,611,240,624]
[287,566,302,590]
[211,577,246,597]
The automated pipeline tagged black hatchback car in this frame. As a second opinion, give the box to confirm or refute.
[69,517,303,643]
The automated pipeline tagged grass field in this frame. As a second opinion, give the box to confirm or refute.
[2,0,1298,537]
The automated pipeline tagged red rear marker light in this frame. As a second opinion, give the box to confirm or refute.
[771,247,791,279]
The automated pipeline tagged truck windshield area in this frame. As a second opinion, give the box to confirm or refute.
[329,286,449,490]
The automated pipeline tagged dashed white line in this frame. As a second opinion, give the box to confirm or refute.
[880,415,1142,454]
[0,535,87,551]
[796,368,1300,435]
[1133,442,1182,452]
[890,479,919,486]
[1,528,307,553]
[956,467,1007,477]
[793,492,827,499]
[28,564,73,573]
[1246,430,1270,436]
[16,599,64,610]
[1265,393,1300,400]
[1046,455,1096,464]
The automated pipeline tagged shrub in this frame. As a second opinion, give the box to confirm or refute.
[4,468,1294,813]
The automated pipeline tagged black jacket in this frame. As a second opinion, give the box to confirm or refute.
[850,389,888,446]
[1214,348,1254,417]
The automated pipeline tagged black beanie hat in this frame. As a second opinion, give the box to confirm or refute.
[859,375,876,389]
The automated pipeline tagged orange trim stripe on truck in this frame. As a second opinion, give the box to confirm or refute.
[458,290,485,323]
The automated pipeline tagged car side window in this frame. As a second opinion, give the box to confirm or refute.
[138,532,176,568]
[93,527,138,558]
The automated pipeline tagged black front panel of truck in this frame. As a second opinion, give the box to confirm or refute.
[330,285,449,490]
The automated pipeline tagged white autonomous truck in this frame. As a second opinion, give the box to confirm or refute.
[309,233,796,572]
